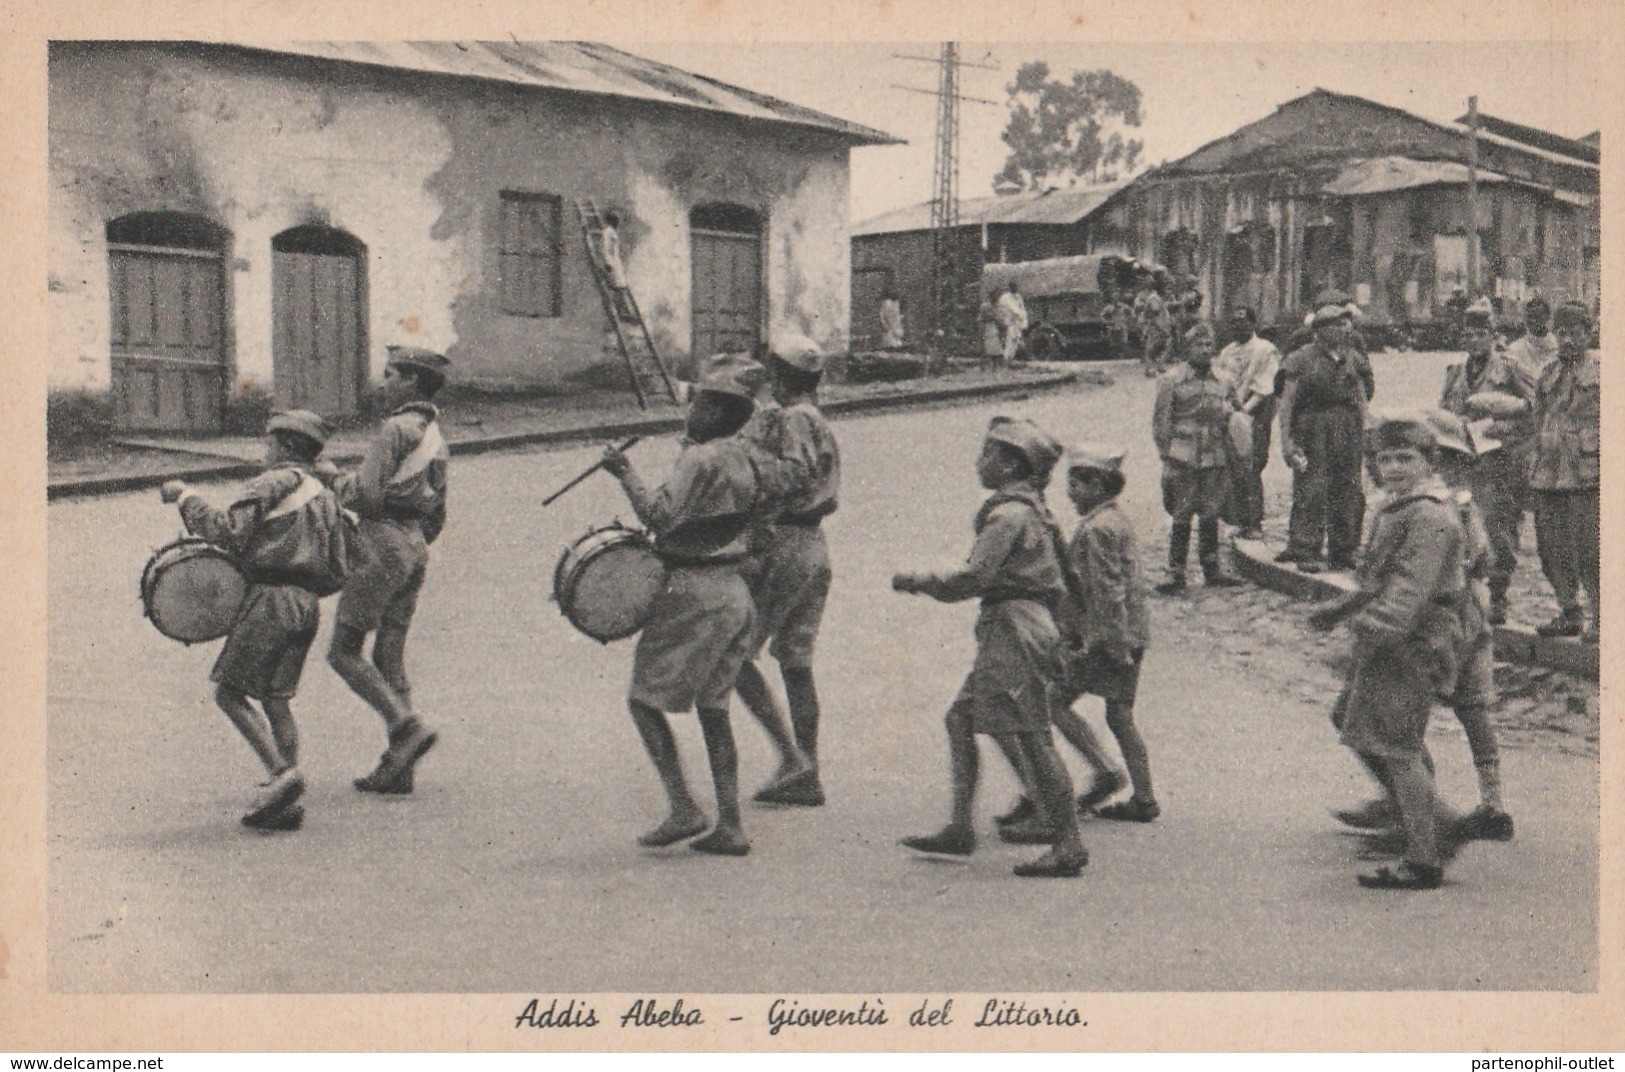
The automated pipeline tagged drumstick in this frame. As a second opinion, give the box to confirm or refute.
[541,436,641,507]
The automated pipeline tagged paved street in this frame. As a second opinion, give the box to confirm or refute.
[47,351,1597,993]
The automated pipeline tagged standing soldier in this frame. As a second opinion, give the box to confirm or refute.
[1213,306,1282,541]
[1276,304,1375,573]
[1438,299,1537,624]
[1152,321,1244,593]
[1527,302,1601,639]
[325,346,450,795]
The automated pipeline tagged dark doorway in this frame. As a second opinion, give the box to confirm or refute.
[690,203,762,360]
[107,213,229,434]
[272,226,368,416]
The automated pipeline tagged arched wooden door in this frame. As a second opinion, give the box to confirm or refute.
[107,213,229,433]
[272,226,368,416]
[690,203,762,359]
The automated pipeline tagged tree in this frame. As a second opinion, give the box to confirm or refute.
[995,61,1145,192]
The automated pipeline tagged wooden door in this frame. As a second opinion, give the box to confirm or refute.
[109,245,226,434]
[691,228,762,359]
[272,230,366,415]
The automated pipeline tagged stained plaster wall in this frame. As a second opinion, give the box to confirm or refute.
[48,42,855,396]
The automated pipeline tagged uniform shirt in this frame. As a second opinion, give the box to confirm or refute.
[1153,363,1232,468]
[1438,347,1536,448]
[1281,342,1374,421]
[180,463,347,592]
[912,484,1065,607]
[755,400,840,520]
[622,436,760,561]
[335,402,449,543]
[1214,334,1281,408]
[1503,330,1558,382]
[1528,350,1601,491]
[1349,487,1467,651]
[1064,497,1150,657]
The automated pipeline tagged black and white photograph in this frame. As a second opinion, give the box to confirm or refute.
[8,0,1619,1054]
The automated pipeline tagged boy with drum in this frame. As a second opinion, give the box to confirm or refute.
[600,352,767,856]
[894,417,1090,879]
[160,410,348,831]
[324,346,450,796]
[737,334,841,808]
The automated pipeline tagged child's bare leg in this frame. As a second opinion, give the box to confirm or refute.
[261,697,300,769]
[1052,705,1116,779]
[1010,733,1088,876]
[214,684,288,776]
[371,625,414,712]
[782,666,822,771]
[1386,754,1440,870]
[692,706,750,855]
[902,702,979,855]
[327,625,412,733]
[628,700,706,846]
[1451,702,1505,810]
[735,661,810,783]
[1105,701,1154,803]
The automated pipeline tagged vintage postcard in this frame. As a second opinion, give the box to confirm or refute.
[3,0,1620,1054]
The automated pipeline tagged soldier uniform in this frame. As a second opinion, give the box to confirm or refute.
[1438,301,1537,622]
[1152,322,1241,590]
[1279,305,1375,570]
[1528,302,1601,637]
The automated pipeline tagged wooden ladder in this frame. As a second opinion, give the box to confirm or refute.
[575,199,679,410]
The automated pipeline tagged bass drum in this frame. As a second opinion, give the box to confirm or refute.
[141,537,249,644]
[553,524,666,643]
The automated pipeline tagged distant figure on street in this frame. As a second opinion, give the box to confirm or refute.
[878,289,905,350]
[1136,274,1172,378]
[1438,298,1536,624]
[1152,321,1244,593]
[995,282,1028,368]
[1527,302,1601,639]
[1276,304,1375,574]
[1214,306,1281,541]
[979,295,1003,364]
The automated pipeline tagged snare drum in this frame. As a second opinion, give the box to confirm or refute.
[141,537,249,644]
[553,524,666,643]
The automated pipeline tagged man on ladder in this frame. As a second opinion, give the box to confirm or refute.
[576,200,678,410]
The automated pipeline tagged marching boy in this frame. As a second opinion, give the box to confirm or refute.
[1309,412,1469,890]
[995,443,1157,838]
[325,346,450,795]
[1152,321,1244,593]
[894,417,1089,879]
[161,411,348,831]
[737,334,841,807]
[1336,409,1513,843]
[601,352,767,856]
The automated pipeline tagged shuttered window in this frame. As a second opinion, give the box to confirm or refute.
[498,191,562,318]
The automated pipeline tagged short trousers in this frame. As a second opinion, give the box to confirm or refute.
[747,525,832,669]
[1060,646,1144,705]
[336,519,428,633]
[630,564,755,713]
[212,584,320,700]
[1161,461,1229,520]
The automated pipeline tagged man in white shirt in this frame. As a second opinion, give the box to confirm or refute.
[1213,307,1281,540]
[994,282,1028,368]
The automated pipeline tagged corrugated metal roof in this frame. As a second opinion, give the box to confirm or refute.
[223,41,900,145]
[851,182,1123,236]
[1451,112,1599,165]
[1321,156,1511,196]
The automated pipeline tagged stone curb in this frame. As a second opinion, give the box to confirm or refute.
[1231,537,1599,679]
[47,370,1079,501]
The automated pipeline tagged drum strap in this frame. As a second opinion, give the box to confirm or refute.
[390,422,445,486]
[263,474,324,521]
